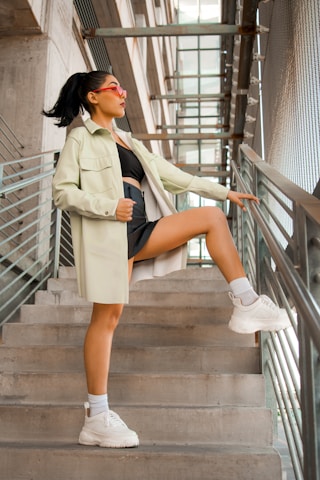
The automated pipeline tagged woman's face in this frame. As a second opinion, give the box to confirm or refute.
[89,75,127,119]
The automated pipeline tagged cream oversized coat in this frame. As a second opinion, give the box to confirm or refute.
[53,118,229,304]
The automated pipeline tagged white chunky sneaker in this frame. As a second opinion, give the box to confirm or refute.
[228,293,292,334]
[79,403,139,448]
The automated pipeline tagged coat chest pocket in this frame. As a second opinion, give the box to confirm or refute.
[80,156,115,193]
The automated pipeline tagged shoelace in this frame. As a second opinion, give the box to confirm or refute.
[259,295,279,312]
[108,410,127,427]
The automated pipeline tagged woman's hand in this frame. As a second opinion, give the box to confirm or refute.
[227,190,260,212]
[116,198,136,222]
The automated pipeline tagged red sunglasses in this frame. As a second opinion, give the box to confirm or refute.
[92,85,127,98]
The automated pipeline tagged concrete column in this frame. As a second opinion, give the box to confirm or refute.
[0,0,93,276]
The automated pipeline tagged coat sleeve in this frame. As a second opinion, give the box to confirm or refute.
[53,135,118,220]
[132,139,229,201]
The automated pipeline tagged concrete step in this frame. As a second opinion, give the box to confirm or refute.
[0,372,265,407]
[0,404,273,447]
[18,303,232,325]
[34,289,230,307]
[38,266,230,306]
[0,442,282,480]
[47,274,228,294]
[2,322,254,347]
[0,344,260,374]
[35,267,231,307]
[0,265,281,479]
[58,265,226,281]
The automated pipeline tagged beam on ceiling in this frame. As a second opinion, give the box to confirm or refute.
[82,24,256,38]
[134,133,243,141]
[165,74,225,79]
[157,124,229,129]
[151,93,226,100]
[178,169,230,178]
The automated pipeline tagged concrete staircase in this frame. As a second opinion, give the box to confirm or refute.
[0,266,282,479]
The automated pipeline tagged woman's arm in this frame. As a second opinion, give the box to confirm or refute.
[132,139,228,201]
[133,139,259,207]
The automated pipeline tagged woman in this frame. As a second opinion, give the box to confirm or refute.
[43,70,290,449]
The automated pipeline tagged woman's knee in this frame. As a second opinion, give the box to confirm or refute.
[205,206,228,227]
[90,303,124,331]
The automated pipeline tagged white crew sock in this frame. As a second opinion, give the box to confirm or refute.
[88,393,109,417]
[229,277,259,306]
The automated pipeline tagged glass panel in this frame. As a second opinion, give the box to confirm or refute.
[178,0,199,23]
[188,238,201,258]
[188,192,202,207]
[200,50,220,73]
[177,143,199,163]
[200,35,220,49]
[200,77,220,93]
[183,117,200,126]
[200,143,217,164]
[176,127,199,134]
[200,237,211,259]
[201,126,219,133]
[200,102,220,116]
[176,0,224,264]
[180,78,199,94]
[176,192,190,211]
[200,0,220,23]
[177,116,199,133]
[199,117,222,132]
[178,50,198,74]
[177,106,199,117]
[178,37,198,50]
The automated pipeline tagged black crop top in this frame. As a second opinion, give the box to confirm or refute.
[117,143,145,183]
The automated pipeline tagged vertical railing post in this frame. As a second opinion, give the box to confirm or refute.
[297,206,320,480]
[53,207,62,279]
[236,148,245,264]
[299,323,319,480]
[255,163,278,431]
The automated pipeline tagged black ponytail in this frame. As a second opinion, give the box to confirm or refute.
[42,70,112,127]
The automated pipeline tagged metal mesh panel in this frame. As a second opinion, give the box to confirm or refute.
[252,0,320,195]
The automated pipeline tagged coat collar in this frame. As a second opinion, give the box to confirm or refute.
[84,118,132,139]
[84,118,112,135]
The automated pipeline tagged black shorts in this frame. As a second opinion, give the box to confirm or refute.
[123,182,159,259]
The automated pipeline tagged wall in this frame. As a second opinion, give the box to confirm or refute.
[0,0,93,157]
[0,0,94,282]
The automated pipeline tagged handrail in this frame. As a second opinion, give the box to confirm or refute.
[232,144,320,480]
[0,169,56,198]
[231,158,320,352]
[0,149,74,327]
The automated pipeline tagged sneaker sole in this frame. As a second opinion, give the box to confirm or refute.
[228,317,291,334]
[79,430,139,448]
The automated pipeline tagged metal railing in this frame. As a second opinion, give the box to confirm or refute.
[1,145,320,480]
[0,151,73,326]
[231,144,320,480]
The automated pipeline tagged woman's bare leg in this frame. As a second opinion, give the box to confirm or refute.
[84,259,134,395]
[134,206,245,283]
[134,207,291,334]
[79,257,139,447]
[84,303,124,394]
